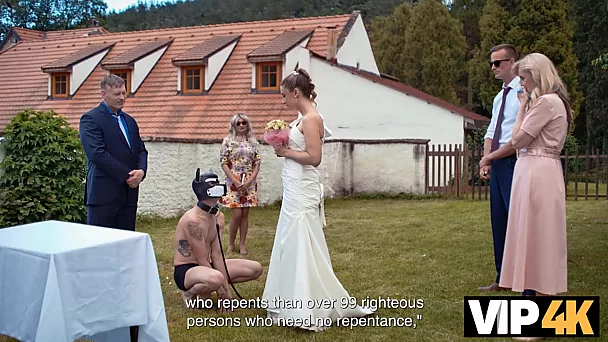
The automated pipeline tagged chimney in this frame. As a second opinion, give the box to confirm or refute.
[326,26,338,63]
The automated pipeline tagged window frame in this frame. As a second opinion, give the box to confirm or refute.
[256,62,281,92]
[51,72,70,98]
[181,66,205,94]
[110,69,131,95]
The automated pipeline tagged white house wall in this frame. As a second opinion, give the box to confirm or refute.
[336,15,379,75]
[133,46,168,93]
[285,45,311,76]
[136,140,427,217]
[310,58,464,147]
[71,49,110,95]
[206,40,238,90]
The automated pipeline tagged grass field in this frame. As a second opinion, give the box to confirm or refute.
[1,198,606,342]
[567,182,607,198]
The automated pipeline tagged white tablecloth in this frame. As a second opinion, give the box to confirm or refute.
[0,220,170,342]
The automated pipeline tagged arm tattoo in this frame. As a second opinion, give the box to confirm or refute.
[188,221,203,241]
[178,240,191,257]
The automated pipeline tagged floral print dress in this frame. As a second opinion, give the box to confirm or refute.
[218,136,261,208]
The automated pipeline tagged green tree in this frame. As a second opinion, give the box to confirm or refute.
[574,0,608,153]
[468,0,510,114]
[0,110,87,228]
[470,0,582,119]
[369,3,411,80]
[448,0,487,109]
[0,0,107,40]
[371,0,467,105]
[592,53,608,70]
[506,0,582,116]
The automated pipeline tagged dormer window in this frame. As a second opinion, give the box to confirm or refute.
[257,62,281,91]
[102,38,174,97]
[182,66,204,94]
[171,35,241,95]
[41,42,115,100]
[246,29,312,93]
[52,73,69,98]
[110,69,131,94]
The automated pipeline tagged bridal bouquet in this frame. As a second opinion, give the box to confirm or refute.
[263,119,290,148]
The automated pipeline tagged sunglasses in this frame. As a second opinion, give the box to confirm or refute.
[236,121,248,127]
[489,59,511,68]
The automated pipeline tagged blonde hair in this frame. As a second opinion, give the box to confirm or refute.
[512,53,573,128]
[228,113,257,145]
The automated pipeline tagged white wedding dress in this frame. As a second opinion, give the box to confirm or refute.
[262,115,374,331]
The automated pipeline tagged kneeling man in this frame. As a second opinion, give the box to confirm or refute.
[173,168,262,310]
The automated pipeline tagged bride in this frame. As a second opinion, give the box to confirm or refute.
[262,68,374,331]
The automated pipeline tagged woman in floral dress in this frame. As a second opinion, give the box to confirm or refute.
[219,113,261,255]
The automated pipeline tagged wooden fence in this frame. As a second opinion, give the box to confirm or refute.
[426,144,608,200]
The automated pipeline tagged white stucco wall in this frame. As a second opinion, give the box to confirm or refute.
[136,139,427,217]
[133,46,167,93]
[71,49,110,95]
[309,58,464,147]
[336,15,379,75]
[206,40,238,90]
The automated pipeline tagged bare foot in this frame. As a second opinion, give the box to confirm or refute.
[228,244,235,253]
[239,245,248,255]
[181,290,196,308]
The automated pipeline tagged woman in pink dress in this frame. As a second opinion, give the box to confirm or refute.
[482,53,571,300]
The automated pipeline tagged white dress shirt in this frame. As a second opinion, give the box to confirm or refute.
[484,76,522,147]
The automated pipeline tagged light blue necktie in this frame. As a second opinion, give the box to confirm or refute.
[113,114,131,147]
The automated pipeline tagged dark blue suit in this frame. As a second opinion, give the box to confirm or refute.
[79,102,148,231]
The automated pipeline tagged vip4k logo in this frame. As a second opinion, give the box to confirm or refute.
[463,296,600,337]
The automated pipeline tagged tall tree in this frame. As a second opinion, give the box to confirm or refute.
[470,0,582,119]
[448,0,486,109]
[370,0,467,105]
[0,0,107,40]
[573,0,608,152]
[506,0,582,116]
[592,53,608,70]
[369,3,411,79]
[468,0,510,115]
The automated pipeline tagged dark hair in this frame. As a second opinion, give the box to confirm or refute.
[280,68,317,104]
[490,44,519,60]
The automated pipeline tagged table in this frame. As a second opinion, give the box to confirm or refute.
[0,220,171,342]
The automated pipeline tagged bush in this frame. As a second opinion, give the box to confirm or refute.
[0,109,86,228]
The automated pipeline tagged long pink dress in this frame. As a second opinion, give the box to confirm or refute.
[499,93,568,295]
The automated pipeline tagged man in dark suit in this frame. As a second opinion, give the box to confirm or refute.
[79,74,148,231]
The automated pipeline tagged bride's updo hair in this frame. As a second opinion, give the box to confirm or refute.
[280,68,317,105]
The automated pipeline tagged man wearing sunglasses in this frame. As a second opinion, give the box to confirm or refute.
[477,44,533,296]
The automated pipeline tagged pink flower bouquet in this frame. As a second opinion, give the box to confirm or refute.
[263,119,290,148]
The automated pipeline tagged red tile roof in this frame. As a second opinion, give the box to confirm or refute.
[42,42,116,71]
[102,38,174,68]
[0,13,354,141]
[12,27,110,42]
[247,29,313,62]
[0,11,485,143]
[172,35,241,66]
[11,27,44,41]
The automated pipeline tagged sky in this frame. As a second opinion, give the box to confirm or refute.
[105,0,141,13]
[104,0,177,13]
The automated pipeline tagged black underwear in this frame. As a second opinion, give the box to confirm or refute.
[174,263,198,291]
[173,262,215,291]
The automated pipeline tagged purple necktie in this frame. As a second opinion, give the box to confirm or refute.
[491,87,511,152]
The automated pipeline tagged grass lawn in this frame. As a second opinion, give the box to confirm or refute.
[567,181,607,198]
[1,198,606,341]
